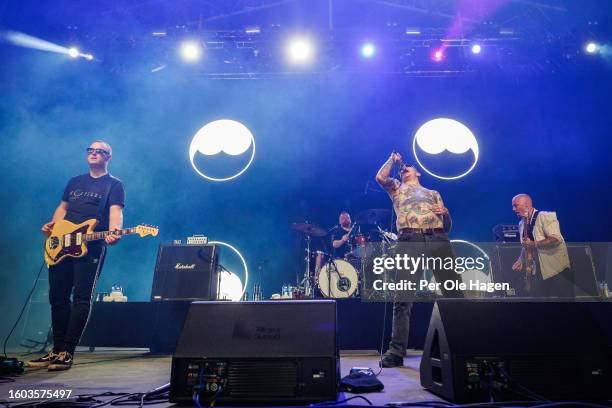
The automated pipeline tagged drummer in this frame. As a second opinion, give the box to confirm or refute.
[331,211,354,258]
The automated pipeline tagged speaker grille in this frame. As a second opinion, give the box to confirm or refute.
[227,361,298,397]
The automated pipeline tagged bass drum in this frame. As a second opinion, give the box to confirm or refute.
[317,259,359,298]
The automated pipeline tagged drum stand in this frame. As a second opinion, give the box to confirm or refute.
[301,234,314,298]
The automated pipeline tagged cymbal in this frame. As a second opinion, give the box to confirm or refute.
[291,222,327,237]
[355,209,392,225]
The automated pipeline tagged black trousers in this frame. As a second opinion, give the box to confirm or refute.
[48,243,106,354]
[388,231,463,357]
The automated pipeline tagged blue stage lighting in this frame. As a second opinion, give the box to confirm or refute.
[585,42,599,54]
[68,47,79,58]
[471,44,482,55]
[180,41,202,62]
[286,36,314,65]
[361,43,376,58]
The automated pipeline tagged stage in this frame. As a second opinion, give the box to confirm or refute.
[2,349,439,407]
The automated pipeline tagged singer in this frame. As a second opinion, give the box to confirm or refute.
[375,151,463,368]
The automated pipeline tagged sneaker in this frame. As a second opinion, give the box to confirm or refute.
[48,351,73,371]
[379,353,404,368]
[26,351,58,368]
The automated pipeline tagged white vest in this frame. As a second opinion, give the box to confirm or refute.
[519,210,570,280]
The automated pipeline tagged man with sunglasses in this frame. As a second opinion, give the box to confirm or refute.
[375,152,461,367]
[28,140,125,371]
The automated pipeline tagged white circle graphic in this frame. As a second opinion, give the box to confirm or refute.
[210,240,249,301]
[412,118,479,180]
[189,119,256,182]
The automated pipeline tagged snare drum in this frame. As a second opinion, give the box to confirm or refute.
[351,234,372,258]
[317,259,359,298]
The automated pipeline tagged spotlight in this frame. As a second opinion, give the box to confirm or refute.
[431,48,445,62]
[68,47,80,58]
[360,42,376,58]
[180,41,202,62]
[471,44,482,55]
[83,53,94,61]
[286,36,314,64]
[585,42,599,54]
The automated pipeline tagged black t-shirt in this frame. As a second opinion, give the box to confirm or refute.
[62,174,125,231]
[332,226,352,258]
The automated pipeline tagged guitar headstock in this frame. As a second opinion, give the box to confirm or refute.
[135,225,159,237]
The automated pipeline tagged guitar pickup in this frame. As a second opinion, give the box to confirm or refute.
[76,233,82,245]
[64,234,71,247]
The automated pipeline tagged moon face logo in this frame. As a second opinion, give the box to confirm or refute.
[412,118,479,180]
[189,119,256,182]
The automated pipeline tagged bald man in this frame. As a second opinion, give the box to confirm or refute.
[511,194,572,297]
[28,140,125,371]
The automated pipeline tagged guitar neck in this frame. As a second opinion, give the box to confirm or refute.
[85,227,137,242]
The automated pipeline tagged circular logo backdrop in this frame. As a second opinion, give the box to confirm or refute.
[412,118,479,180]
[189,119,256,182]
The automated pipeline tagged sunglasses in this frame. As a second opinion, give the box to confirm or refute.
[86,148,110,156]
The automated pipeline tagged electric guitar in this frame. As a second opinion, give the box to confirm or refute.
[44,218,159,266]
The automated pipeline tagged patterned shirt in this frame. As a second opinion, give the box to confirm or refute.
[383,179,446,231]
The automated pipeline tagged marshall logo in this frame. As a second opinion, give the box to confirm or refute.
[174,263,196,270]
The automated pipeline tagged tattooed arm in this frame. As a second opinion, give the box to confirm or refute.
[376,153,400,192]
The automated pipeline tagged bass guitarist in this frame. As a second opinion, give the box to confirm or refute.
[28,140,124,371]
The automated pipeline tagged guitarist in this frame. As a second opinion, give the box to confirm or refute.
[511,194,572,298]
[28,140,125,371]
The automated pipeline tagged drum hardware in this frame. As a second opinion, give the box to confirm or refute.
[291,221,327,298]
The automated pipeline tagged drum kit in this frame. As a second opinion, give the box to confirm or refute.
[291,208,395,299]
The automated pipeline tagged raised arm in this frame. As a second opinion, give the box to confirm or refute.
[376,152,400,192]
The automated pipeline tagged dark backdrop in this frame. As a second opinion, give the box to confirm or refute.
[1,45,611,343]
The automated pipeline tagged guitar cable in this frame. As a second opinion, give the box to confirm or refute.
[2,261,47,359]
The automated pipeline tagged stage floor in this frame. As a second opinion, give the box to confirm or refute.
[1,348,442,406]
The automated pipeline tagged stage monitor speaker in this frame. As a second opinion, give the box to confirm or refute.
[169,300,339,404]
[151,244,219,301]
[420,300,610,403]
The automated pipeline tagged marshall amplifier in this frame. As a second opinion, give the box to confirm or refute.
[151,244,219,301]
[169,301,339,404]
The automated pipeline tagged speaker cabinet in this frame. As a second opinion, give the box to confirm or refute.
[169,300,339,404]
[420,300,610,403]
[151,244,219,301]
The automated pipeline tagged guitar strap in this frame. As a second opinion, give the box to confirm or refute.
[95,175,114,230]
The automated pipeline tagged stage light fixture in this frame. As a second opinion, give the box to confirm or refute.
[585,42,599,54]
[471,44,482,55]
[361,42,376,58]
[180,41,202,62]
[68,47,80,58]
[431,48,445,62]
[286,36,314,64]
